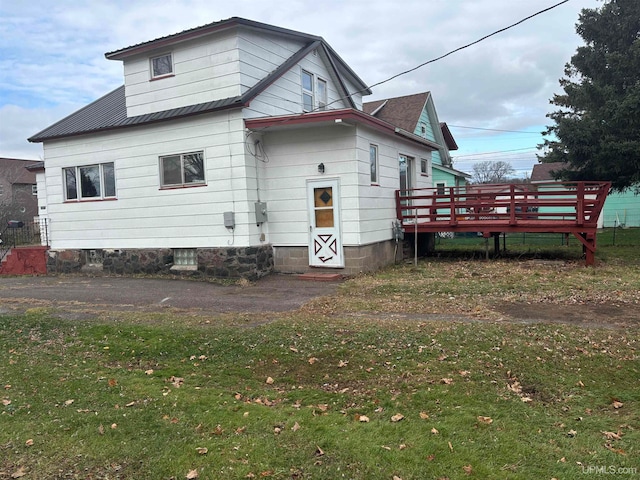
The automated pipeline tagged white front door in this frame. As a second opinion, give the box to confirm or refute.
[307,179,344,268]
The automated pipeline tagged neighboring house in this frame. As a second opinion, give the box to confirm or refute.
[0,158,40,225]
[28,17,442,278]
[363,92,470,193]
[531,162,640,227]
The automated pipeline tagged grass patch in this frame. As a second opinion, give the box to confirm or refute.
[1,309,638,479]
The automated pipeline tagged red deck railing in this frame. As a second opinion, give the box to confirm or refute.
[395,181,611,265]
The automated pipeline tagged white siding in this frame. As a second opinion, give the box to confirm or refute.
[256,123,434,248]
[42,110,264,249]
[123,29,243,117]
[246,50,351,118]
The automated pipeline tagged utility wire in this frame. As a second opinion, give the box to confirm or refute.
[364,0,570,92]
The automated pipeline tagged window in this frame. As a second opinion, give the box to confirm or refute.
[317,78,327,110]
[151,53,173,78]
[174,248,197,267]
[160,151,205,188]
[0,184,3,195]
[421,157,430,176]
[436,182,446,195]
[32,184,38,195]
[302,70,314,112]
[370,144,379,184]
[63,163,116,201]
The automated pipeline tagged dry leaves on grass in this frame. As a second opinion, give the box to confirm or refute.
[391,413,405,422]
[477,416,493,425]
[186,469,199,479]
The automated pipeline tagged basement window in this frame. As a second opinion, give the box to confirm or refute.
[173,248,198,270]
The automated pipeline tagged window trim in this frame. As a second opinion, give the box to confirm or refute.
[370,144,379,185]
[63,162,116,202]
[150,52,174,79]
[436,182,446,196]
[159,151,206,189]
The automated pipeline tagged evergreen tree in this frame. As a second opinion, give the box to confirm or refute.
[538,0,640,191]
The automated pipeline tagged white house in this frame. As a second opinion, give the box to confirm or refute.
[29,17,443,278]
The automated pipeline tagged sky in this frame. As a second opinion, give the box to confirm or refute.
[0,0,602,178]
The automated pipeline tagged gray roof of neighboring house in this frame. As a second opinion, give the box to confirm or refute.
[30,18,371,143]
[0,158,39,183]
[531,162,566,182]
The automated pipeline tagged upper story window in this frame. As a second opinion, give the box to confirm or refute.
[64,162,116,201]
[150,53,173,79]
[302,70,314,112]
[160,151,205,188]
[317,79,327,110]
[32,184,38,195]
[370,144,379,184]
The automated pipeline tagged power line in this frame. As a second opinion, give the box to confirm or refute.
[365,0,570,92]
[448,125,544,134]
[454,147,538,158]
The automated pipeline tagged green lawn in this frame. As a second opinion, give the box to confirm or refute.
[1,246,639,479]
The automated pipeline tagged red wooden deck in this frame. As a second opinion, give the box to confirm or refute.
[395,181,611,265]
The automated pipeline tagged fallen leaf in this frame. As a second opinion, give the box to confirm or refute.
[289,346,299,353]
[64,399,74,406]
[521,396,533,403]
[448,441,454,452]
[273,427,282,434]
[308,357,318,364]
[108,378,117,387]
[604,443,626,455]
[11,467,27,478]
[393,476,403,480]
[477,416,493,425]
[145,369,154,375]
[292,422,301,431]
[3,385,10,390]
[338,360,348,368]
[399,444,407,450]
[602,431,622,441]
[170,376,184,388]
[431,427,439,435]
[391,413,405,423]
[196,447,208,455]
[186,469,199,479]
[315,446,325,457]
[426,454,435,461]
[359,415,370,423]
[567,429,577,437]
[125,401,136,407]
[612,400,624,409]
[419,412,430,420]
[25,439,33,447]
[2,399,11,406]
[213,425,223,435]
[463,465,473,475]
[266,377,274,385]
[111,423,117,429]
[381,445,391,451]
[441,378,453,385]
[98,424,105,435]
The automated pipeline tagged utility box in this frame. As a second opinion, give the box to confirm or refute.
[223,211,235,229]
[255,202,268,224]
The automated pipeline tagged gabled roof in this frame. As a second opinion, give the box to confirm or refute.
[531,162,566,182]
[29,18,371,143]
[363,92,429,133]
[439,122,458,151]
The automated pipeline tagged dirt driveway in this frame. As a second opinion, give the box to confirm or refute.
[0,275,340,316]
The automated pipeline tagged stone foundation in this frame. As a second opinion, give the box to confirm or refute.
[46,246,274,280]
[274,239,400,275]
